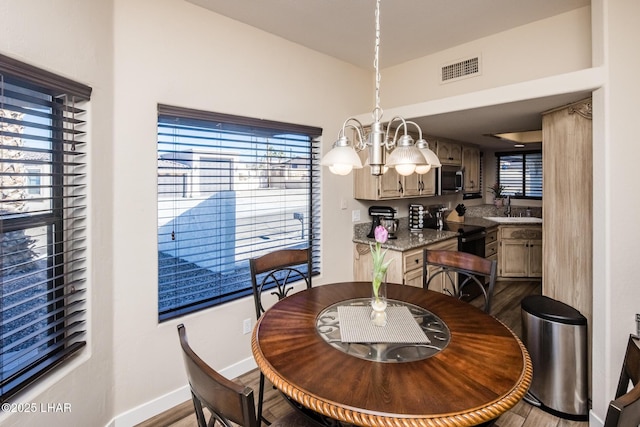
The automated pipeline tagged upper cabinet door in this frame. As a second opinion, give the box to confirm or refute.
[436,139,462,165]
[462,146,480,193]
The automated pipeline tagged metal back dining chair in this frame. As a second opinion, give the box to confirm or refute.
[249,247,312,425]
[422,249,497,314]
[604,335,640,427]
[249,247,312,319]
[177,324,319,427]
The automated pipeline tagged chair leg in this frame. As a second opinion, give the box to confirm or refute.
[258,372,271,426]
[191,391,208,427]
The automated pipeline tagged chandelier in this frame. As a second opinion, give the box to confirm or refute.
[321,0,441,176]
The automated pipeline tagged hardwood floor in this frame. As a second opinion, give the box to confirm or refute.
[137,281,589,427]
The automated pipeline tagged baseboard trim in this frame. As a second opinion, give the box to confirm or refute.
[109,356,257,427]
[589,409,604,427]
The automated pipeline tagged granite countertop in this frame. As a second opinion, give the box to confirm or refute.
[353,215,541,252]
[353,218,458,251]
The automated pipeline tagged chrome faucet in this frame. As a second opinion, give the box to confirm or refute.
[505,195,512,217]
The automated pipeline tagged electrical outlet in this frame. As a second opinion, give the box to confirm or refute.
[352,210,360,222]
[243,318,252,335]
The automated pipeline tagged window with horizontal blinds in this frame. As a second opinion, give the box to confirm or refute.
[0,53,90,402]
[157,105,322,321]
[496,151,542,199]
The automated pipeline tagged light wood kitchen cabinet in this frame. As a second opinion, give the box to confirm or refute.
[403,169,436,197]
[353,148,437,200]
[462,145,480,193]
[353,148,400,199]
[485,226,498,262]
[378,166,403,198]
[498,225,542,278]
[353,132,475,200]
[542,98,592,335]
[435,139,462,165]
[420,238,459,294]
[353,237,457,289]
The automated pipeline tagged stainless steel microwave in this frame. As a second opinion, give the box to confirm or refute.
[438,165,463,194]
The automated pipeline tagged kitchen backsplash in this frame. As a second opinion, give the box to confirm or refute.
[464,204,542,218]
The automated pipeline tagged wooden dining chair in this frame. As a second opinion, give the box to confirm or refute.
[249,247,312,319]
[177,324,320,427]
[249,247,312,425]
[422,249,497,314]
[604,335,640,427]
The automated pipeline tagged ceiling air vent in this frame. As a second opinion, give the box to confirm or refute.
[440,55,481,83]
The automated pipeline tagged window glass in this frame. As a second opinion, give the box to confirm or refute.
[157,107,321,321]
[497,151,542,198]
[0,54,90,402]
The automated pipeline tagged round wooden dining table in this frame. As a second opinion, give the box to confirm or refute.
[251,282,532,427]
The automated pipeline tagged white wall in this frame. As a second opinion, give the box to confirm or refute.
[0,1,115,426]
[382,7,592,108]
[1,0,638,425]
[375,1,640,424]
[110,0,370,423]
[590,0,640,423]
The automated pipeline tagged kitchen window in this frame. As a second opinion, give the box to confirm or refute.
[496,151,542,199]
[0,54,90,402]
[157,105,321,321]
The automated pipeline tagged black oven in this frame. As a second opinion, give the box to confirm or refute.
[458,227,486,257]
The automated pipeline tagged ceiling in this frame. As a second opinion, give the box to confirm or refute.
[186,0,592,150]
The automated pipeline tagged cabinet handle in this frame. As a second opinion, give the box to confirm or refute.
[398,180,403,193]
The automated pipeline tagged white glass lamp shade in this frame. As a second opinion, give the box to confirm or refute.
[414,163,432,175]
[385,135,426,176]
[419,144,441,168]
[321,145,363,176]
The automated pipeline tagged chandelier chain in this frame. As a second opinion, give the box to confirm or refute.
[373,0,382,122]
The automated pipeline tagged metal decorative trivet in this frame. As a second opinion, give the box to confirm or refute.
[316,298,450,362]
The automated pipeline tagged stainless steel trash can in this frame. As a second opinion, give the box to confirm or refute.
[521,295,588,420]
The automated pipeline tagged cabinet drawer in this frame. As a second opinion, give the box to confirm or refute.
[485,241,498,258]
[403,248,423,272]
[401,237,458,273]
[500,226,542,240]
[485,228,498,244]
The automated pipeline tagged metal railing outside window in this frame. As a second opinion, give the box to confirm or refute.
[157,105,322,321]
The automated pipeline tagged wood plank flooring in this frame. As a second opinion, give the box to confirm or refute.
[137,281,589,427]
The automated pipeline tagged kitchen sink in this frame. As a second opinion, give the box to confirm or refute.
[483,216,543,224]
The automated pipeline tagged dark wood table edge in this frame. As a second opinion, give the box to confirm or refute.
[251,283,533,427]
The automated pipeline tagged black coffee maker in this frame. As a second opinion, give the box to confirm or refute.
[367,206,397,239]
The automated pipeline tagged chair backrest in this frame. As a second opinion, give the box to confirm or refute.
[422,249,497,314]
[604,335,640,427]
[249,247,311,319]
[177,324,258,427]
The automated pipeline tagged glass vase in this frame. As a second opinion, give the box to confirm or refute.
[371,271,388,327]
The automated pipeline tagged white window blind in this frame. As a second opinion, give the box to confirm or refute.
[497,151,542,198]
[0,53,90,402]
[157,105,321,321]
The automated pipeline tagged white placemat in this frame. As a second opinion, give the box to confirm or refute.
[338,305,431,343]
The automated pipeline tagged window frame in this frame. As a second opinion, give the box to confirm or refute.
[0,53,91,403]
[495,150,542,200]
[157,104,322,321]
